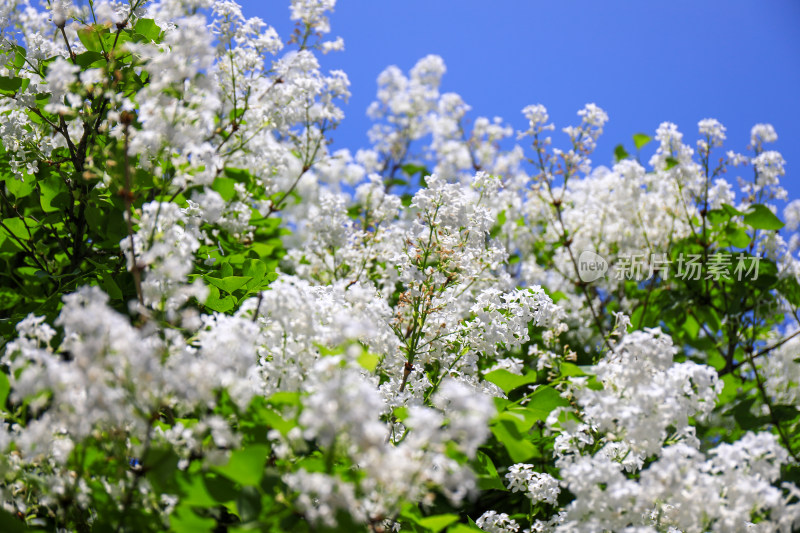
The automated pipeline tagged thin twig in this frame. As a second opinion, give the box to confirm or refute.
[398,362,413,392]
[722,329,800,376]
[59,26,76,62]
[251,291,263,322]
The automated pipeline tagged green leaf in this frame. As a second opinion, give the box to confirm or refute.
[269,391,300,407]
[558,362,587,378]
[725,227,750,248]
[205,276,252,294]
[0,372,9,410]
[0,287,21,311]
[170,504,216,533]
[214,445,269,486]
[12,45,26,71]
[493,396,510,412]
[203,286,235,313]
[707,208,730,226]
[177,472,218,508]
[743,204,784,231]
[721,203,744,217]
[6,176,35,199]
[258,407,295,436]
[242,259,267,291]
[347,205,362,218]
[99,271,123,300]
[633,133,652,150]
[401,163,429,177]
[0,508,27,533]
[490,417,538,462]
[773,404,799,421]
[682,313,700,340]
[357,352,379,372]
[75,51,105,68]
[664,157,679,170]
[778,276,800,307]
[401,505,460,533]
[473,451,506,491]
[212,176,238,202]
[614,144,629,162]
[417,515,459,533]
[223,167,251,181]
[385,178,408,188]
[102,28,131,51]
[144,446,180,491]
[236,485,262,523]
[393,406,409,421]
[39,175,69,212]
[484,369,537,394]
[77,28,105,53]
[448,524,482,533]
[717,373,741,405]
[204,471,238,505]
[0,76,23,96]
[731,397,769,430]
[694,306,722,334]
[1,217,37,239]
[133,18,162,42]
[525,386,570,422]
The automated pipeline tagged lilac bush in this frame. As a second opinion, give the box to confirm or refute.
[0,1,799,531]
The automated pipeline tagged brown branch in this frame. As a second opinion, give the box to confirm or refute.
[399,362,413,392]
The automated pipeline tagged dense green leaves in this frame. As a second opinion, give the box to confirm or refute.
[488,385,568,463]
[205,275,253,294]
[214,445,270,486]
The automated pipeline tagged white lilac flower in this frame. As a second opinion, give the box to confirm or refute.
[750,123,778,147]
[698,118,727,148]
[43,58,79,114]
[521,104,552,134]
[120,201,206,315]
[563,328,721,464]
[505,464,561,504]
[289,0,336,34]
[784,199,800,232]
[476,510,520,533]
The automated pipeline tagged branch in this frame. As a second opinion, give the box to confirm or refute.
[721,329,800,376]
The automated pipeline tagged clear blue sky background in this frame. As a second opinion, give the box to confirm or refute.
[246,1,800,205]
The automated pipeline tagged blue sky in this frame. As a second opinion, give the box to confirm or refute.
[247,1,800,204]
